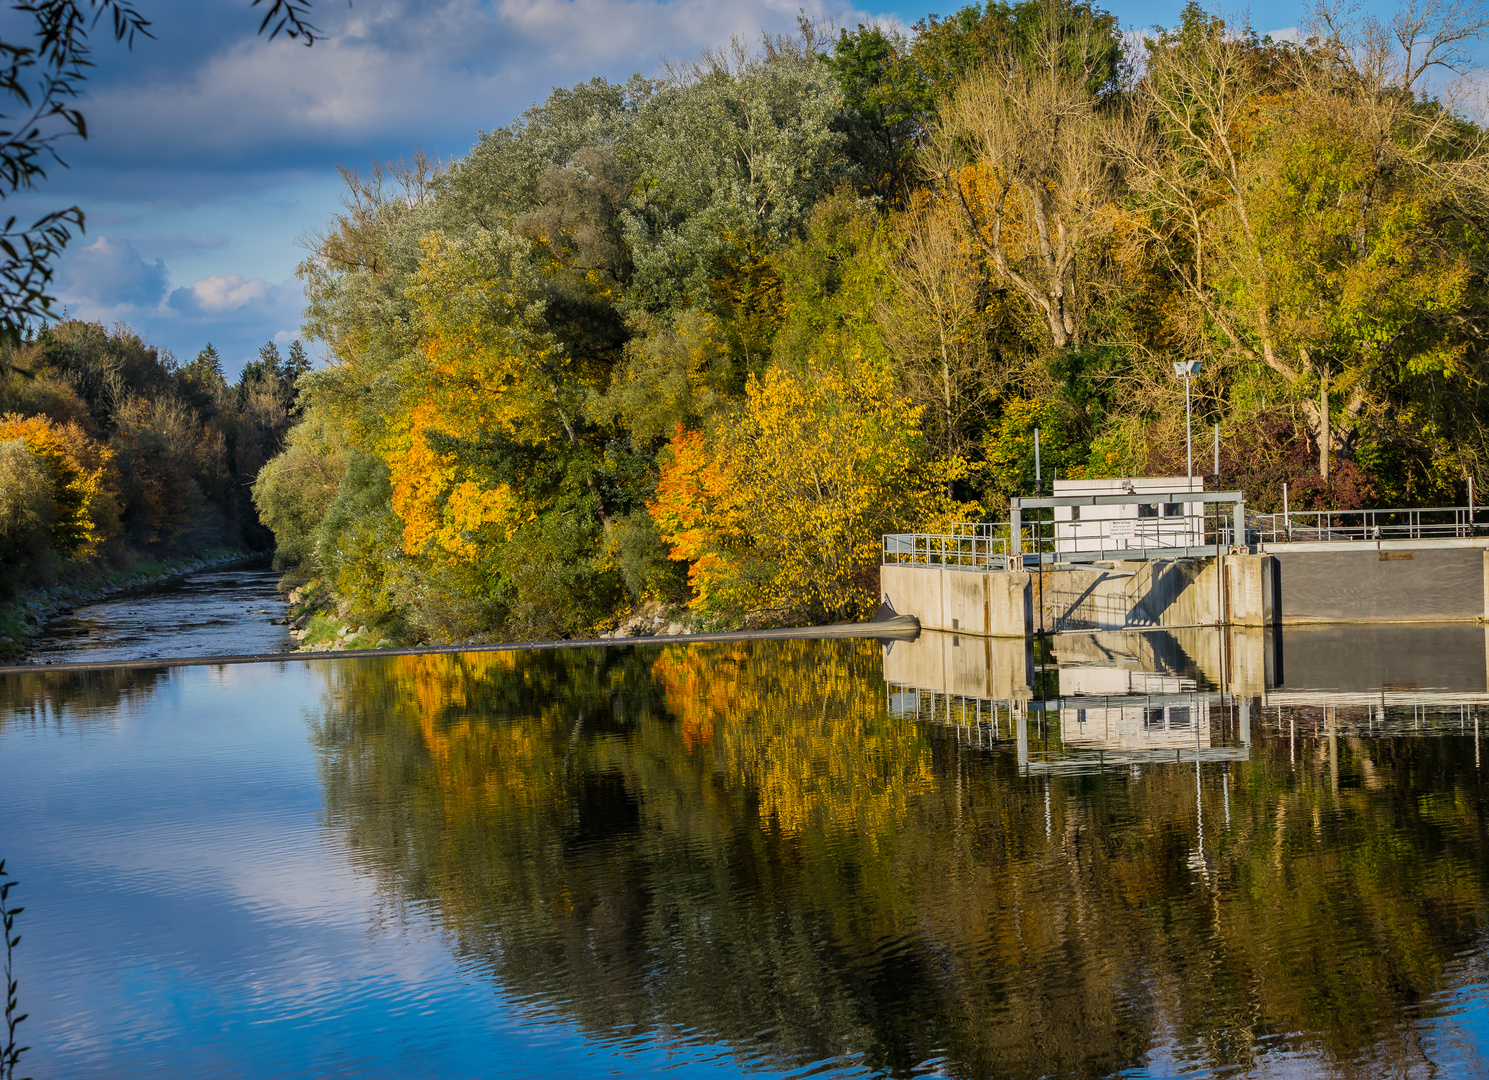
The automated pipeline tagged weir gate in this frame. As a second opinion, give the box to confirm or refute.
[881,478,1489,636]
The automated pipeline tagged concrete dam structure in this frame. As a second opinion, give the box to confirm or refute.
[882,481,1489,637]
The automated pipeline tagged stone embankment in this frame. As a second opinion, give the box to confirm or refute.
[278,588,704,654]
[283,585,393,652]
[0,549,263,664]
[598,600,696,639]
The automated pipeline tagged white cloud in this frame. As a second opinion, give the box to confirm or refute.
[76,0,876,177]
[169,273,274,315]
[60,236,170,312]
[30,0,880,376]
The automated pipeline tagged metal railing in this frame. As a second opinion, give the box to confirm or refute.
[1249,506,1481,544]
[883,528,1010,569]
[884,503,1488,572]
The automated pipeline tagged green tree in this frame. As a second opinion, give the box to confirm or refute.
[1120,3,1489,491]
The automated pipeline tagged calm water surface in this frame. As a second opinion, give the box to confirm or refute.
[2,626,1487,1078]
[26,565,289,663]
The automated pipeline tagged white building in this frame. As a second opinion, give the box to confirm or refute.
[1051,476,1206,554]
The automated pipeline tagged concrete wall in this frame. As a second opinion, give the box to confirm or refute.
[885,541,1489,637]
[1035,554,1276,633]
[1271,544,1487,622]
[880,564,1031,637]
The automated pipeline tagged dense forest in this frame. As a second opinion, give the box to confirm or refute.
[249,0,1489,643]
[0,322,308,597]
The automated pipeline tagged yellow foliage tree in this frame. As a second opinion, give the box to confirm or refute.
[652,356,977,623]
[386,228,568,563]
[0,412,115,559]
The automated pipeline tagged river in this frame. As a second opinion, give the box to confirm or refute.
[25,565,291,664]
[2,626,1487,1078]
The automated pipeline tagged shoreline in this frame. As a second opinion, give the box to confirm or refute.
[0,614,923,675]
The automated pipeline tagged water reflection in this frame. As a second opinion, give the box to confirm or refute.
[883,630,1253,773]
[4,629,1488,1077]
[302,634,1488,1078]
[1,664,173,725]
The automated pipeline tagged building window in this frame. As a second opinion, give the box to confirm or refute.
[1139,504,1159,518]
[1071,505,1081,521]
[1169,706,1191,728]
[1162,503,1183,517]
[1144,707,1165,730]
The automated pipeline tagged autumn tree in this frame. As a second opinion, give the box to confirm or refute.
[880,195,1000,459]
[932,0,1125,352]
[1119,2,1489,488]
[651,355,975,624]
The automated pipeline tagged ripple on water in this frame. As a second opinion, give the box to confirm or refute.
[27,566,291,663]
[3,643,1489,1079]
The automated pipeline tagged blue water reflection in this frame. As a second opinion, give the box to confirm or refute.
[1,662,778,1079]
[2,631,1488,1078]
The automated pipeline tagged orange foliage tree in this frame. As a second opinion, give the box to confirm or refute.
[0,412,116,559]
[387,228,569,564]
[651,355,976,624]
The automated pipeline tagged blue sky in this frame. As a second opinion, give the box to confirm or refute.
[9,0,1403,377]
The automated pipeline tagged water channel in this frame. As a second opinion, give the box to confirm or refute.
[2,607,1487,1077]
[25,564,290,663]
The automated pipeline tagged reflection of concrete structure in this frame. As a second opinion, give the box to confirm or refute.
[881,630,1031,702]
[1056,664,1214,753]
[885,628,1251,773]
[885,624,1489,767]
[1055,694,1217,754]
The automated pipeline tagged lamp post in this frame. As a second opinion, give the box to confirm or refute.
[1173,360,1203,490]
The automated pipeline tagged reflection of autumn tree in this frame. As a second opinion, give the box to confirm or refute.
[309,646,1489,1078]
[311,644,893,1068]
[0,667,173,728]
[651,640,935,836]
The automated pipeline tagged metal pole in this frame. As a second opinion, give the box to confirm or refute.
[1185,373,1193,490]
[1470,476,1475,535]
[1034,428,1042,495]
[1213,423,1220,482]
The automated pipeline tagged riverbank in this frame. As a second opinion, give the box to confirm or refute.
[280,583,718,654]
[0,613,922,674]
[0,548,265,664]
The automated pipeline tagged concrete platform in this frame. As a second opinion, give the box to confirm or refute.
[883,540,1489,636]
[881,553,1275,636]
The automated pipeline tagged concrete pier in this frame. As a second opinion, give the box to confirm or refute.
[882,539,1489,636]
[881,552,1275,636]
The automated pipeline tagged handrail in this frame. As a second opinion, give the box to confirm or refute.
[885,504,1487,571]
[883,532,1010,569]
[1248,506,1481,544]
